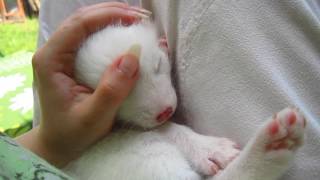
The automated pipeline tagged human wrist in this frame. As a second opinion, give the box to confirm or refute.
[15,127,73,168]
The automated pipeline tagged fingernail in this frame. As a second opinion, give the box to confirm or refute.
[128,44,141,59]
[132,11,150,19]
[118,44,141,77]
[130,6,152,15]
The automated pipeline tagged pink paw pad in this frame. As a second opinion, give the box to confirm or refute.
[265,108,306,151]
[287,111,296,126]
[268,118,279,136]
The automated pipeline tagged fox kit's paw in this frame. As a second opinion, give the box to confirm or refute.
[189,136,240,176]
[207,108,307,180]
[265,107,306,152]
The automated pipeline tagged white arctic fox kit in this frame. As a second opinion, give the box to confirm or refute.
[64,22,307,180]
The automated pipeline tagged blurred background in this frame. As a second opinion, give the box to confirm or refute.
[0,0,40,137]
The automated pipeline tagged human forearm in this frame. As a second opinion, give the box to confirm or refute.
[15,127,73,168]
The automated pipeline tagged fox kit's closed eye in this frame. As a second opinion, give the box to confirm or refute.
[64,21,306,180]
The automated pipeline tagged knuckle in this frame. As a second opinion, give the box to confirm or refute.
[99,81,124,103]
[100,82,120,97]
[67,8,87,25]
[74,7,87,16]
[67,11,88,31]
[32,50,44,71]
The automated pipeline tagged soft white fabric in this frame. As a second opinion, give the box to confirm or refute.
[35,0,320,179]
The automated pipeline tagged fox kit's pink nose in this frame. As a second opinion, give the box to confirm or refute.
[156,107,173,123]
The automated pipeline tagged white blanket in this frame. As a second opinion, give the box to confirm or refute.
[36,0,320,179]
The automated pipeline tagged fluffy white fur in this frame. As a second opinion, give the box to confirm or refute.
[64,22,306,180]
[75,22,176,128]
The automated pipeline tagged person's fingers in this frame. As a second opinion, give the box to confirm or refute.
[79,3,152,24]
[47,6,148,55]
[81,2,152,15]
[87,44,141,114]
[80,1,129,12]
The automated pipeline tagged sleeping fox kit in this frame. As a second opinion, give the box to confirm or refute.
[64,21,306,180]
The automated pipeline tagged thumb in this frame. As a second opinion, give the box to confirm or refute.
[89,44,141,113]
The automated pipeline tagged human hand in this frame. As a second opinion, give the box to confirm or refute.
[16,2,151,167]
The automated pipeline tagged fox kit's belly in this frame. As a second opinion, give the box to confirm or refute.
[64,129,199,180]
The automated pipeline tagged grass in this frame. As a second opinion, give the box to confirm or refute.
[0,19,37,136]
[0,18,38,57]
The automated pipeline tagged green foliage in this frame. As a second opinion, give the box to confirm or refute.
[0,19,37,135]
[4,120,32,138]
[0,51,34,135]
[0,19,38,57]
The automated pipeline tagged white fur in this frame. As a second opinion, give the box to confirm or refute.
[75,22,176,128]
[64,22,305,180]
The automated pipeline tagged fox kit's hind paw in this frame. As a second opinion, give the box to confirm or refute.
[209,108,307,180]
[189,136,240,176]
[265,107,306,152]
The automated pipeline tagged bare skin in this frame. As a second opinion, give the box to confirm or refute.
[15,2,151,168]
